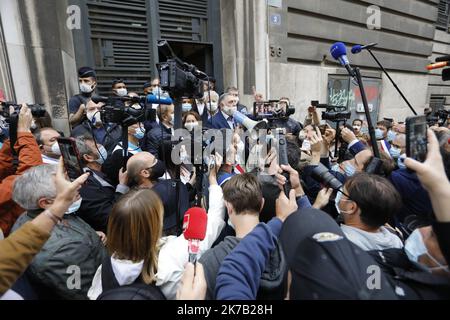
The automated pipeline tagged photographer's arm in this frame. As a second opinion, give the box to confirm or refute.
[69,104,86,126]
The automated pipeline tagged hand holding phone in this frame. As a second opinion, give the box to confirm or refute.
[57,137,84,181]
[406,115,428,163]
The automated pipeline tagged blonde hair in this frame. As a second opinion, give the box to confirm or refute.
[107,189,164,284]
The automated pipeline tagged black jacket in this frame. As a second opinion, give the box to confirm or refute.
[71,121,122,155]
[78,170,128,233]
[368,248,450,300]
[143,123,173,160]
[199,236,287,300]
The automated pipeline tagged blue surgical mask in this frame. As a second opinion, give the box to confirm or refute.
[0,142,3,150]
[335,190,352,215]
[96,146,108,165]
[65,198,82,215]
[343,163,356,177]
[389,147,401,159]
[375,128,384,140]
[182,103,192,112]
[134,127,146,140]
[387,130,396,142]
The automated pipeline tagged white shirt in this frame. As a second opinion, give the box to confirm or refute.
[341,225,404,252]
[221,111,234,130]
[197,103,205,116]
[87,184,225,300]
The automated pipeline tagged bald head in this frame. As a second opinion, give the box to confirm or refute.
[127,152,157,187]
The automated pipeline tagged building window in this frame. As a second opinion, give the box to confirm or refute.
[437,0,450,31]
[430,95,446,112]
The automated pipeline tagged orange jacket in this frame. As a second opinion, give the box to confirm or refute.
[0,133,43,236]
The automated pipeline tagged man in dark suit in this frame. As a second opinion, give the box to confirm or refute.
[226,86,248,114]
[207,93,239,130]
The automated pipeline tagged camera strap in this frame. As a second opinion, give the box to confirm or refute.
[9,113,19,173]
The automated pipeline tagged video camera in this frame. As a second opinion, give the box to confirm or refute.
[426,109,449,127]
[157,40,204,99]
[91,95,172,127]
[253,100,295,121]
[311,100,351,122]
[1,102,47,123]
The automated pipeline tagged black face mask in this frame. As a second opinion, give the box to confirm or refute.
[150,160,166,180]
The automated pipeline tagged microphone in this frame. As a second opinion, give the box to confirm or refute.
[426,61,450,70]
[330,42,355,77]
[183,207,208,263]
[436,55,450,63]
[351,43,378,54]
[92,95,173,105]
[146,94,173,105]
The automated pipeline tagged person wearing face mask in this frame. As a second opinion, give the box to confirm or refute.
[69,67,98,127]
[182,111,201,132]
[33,128,61,165]
[126,152,189,237]
[102,123,145,186]
[196,90,220,124]
[144,104,175,160]
[10,164,107,299]
[333,174,404,251]
[207,93,238,130]
[375,120,392,157]
[389,133,406,169]
[73,136,130,233]
[225,86,248,115]
[71,99,122,155]
[181,97,193,113]
[111,79,128,98]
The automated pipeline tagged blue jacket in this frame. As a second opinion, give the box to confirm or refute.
[349,141,366,156]
[207,111,232,130]
[215,218,283,300]
[389,168,433,222]
[144,123,172,160]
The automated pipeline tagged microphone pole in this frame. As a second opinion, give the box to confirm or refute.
[365,48,417,116]
[353,67,381,159]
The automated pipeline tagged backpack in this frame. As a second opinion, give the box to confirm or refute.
[97,256,166,300]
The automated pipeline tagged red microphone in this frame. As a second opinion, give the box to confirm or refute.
[183,207,208,263]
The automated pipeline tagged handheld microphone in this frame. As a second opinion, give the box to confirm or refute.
[426,61,450,71]
[330,42,355,77]
[351,43,378,54]
[183,207,208,264]
[435,55,450,63]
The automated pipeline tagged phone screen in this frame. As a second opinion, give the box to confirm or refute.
[57,138,84,181]
[406,115,428,163]
[254,101,280,117]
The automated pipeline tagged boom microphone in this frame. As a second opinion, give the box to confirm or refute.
[351,43,378,54]
[330,42,355,77]
[183,207,208,263]
[435,55,450,63]
[91,95,173,105]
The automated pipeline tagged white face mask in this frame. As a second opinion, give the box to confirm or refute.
[207,102,218,112]
[405,229,449,273]
[31,120,38,131]
[51,142,61,156]
[65,198,82,215]
[87,111,102,126]
[223,106,237,117]
[115,88,128,97]
[301,139,311,151]
[335,190,353,216]
[185,122,199,132]
[299,131,307,141]
[80,83,94,94]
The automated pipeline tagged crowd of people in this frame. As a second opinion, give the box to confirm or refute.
[0,66,449,300]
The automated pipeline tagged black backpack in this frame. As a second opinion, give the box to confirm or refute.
[97,256,166,300]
